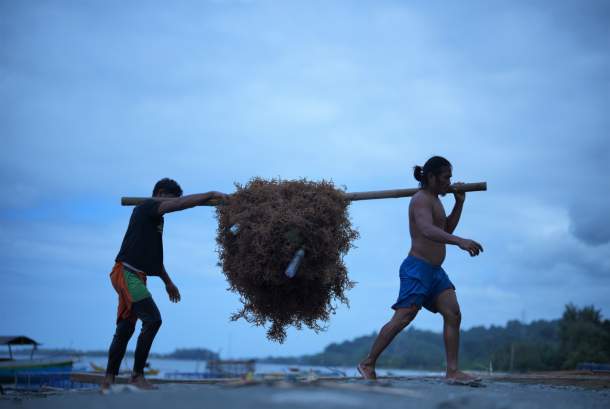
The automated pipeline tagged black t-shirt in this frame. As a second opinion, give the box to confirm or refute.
[115,199,164,274]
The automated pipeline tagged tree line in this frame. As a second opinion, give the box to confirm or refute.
[264,304,610,371]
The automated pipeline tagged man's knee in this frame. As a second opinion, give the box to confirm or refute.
[143,318,162,333]
[442,308,461,325]
[393,307,419,328]
[115,320,136,340]
[133,297,162,331]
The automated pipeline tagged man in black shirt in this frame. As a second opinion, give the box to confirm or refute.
[102,178,227,390]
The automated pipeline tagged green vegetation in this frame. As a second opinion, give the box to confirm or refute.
[163,348,219,361]
[265,304,610,372]
[558,304,610,369]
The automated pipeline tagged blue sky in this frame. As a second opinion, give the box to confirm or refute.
[1,0,609,358]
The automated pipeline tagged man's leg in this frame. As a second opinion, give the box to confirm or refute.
[130,297,162,389]
[102,319,136,389]
[434,289,477,381]
[359,306,419,379]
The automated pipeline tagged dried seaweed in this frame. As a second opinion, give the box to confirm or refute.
[215,178,359,342]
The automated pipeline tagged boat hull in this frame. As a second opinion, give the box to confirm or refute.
[0,358,74,383]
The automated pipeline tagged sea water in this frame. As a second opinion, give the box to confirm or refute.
[74,355,441,378]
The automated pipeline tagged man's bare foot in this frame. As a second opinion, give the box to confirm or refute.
[100,374,114,393]
[445,370,481,383]
[357,361,377,380]
[129,373,158,390]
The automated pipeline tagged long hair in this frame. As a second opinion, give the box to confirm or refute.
[413,156,452,187]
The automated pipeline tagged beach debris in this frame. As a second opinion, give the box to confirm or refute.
[216,178,359,342]
[445,377,485,388]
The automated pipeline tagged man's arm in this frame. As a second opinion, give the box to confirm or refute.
[445,201,464,234]
[445,182,465,234]
[148,265,181,302]
[412,196,483,256]
[158,191,227,215]
[413,197,462,245]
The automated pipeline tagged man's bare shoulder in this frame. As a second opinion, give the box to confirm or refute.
[410,190,432,208]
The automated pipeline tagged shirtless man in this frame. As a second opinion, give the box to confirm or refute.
[101,178,227,390]
[358,156,483,382]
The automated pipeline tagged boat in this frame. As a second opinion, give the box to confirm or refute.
[89,362,160,376]
[285,366,347,377]
[165,359,256,380]
[207,359,256,377]
[576,362,610,372]
[0,336,74,383]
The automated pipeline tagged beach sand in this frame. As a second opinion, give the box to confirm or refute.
[1,372,609,409]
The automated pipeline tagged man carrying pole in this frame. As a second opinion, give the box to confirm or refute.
[358,156,483,382]
[101,178,227,390]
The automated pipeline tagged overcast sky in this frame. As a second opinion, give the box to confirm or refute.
[2,0,609,358]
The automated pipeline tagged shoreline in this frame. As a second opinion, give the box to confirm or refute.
[1,372,609,409]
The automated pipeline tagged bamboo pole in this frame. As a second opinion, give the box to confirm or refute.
[120,182,486,206]
[345,181,486,201]
[120,196,224,206]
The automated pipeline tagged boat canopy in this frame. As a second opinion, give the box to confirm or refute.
[0,336,40,360]
[0,336,40,346]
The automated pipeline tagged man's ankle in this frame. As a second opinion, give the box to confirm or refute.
[361,358,375,367]
[130,372,144,380]
[101,374,115,390]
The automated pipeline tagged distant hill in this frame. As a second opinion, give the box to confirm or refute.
[263,319,560,371]
[162,348,219,361]
[263,304,610,372]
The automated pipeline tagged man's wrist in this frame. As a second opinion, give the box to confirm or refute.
[449,235,462,246]
[161,273,172,285]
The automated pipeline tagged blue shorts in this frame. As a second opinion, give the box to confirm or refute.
[391,255,455,313]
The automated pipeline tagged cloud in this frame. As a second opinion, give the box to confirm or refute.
[1,0,609,355]
[569,200,610,246]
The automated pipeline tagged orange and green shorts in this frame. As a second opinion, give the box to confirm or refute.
[110,262,151,323]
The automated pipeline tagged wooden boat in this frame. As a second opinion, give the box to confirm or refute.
[0,336,73,383]
[89,362,160,376]
[165,359,256,380]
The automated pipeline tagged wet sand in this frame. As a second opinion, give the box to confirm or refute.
[1,373,609,409]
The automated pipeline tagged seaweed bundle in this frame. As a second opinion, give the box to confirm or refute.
[215,178,359,342]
